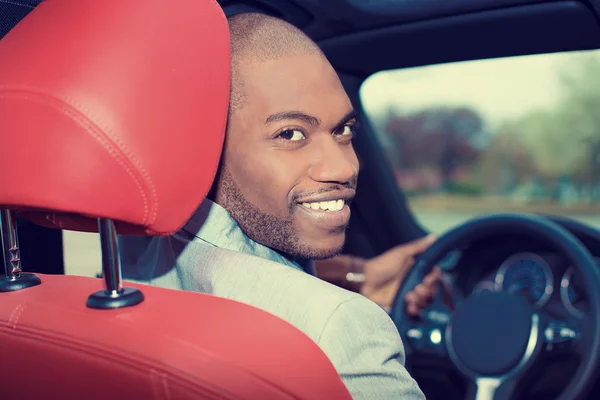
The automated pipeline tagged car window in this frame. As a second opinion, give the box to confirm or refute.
[360,50,600,233]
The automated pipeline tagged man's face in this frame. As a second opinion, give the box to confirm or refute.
[217,52,359,260]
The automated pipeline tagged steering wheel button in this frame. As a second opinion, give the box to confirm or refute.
[426,310,450,324]
[429,329,442,345]
[406,328,423,340]
[544,324,577,344]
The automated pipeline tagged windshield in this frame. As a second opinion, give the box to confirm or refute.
[360,49,600,232]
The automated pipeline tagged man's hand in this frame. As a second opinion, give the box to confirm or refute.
[359,234,441,316]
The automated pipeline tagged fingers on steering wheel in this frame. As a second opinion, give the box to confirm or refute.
[417,282,436,299]
[405,284,432,307]
[406,302,421,316]
[404,267,445,316]
[424,266,442,281]
[423,267,456,310]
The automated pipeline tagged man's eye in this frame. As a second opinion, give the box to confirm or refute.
[278,129,306,141]
[340,125,353,136]
[335,124,354,137]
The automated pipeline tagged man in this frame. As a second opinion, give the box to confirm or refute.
[120,12,437,399]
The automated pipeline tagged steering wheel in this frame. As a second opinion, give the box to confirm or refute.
[391,213,600,400]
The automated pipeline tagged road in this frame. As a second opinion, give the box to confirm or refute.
[62,210,600,277]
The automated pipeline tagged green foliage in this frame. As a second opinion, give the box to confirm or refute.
[459,50,600,197]
[446,181,483,196]
[518,52,600,187]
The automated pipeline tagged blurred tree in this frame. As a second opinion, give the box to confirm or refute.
[557,53,600,198]
[517,52,600,199]
[519,110,580,181]
[385,106,487,188]
[475,123,535,194]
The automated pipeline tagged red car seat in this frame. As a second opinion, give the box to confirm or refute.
[0,1,352,399]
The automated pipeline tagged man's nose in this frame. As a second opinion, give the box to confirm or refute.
[307,136,358,184]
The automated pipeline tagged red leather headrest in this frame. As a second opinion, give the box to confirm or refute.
[0,0,229,235]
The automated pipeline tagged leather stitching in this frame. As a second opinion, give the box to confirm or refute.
[8,303,26,329]
[0,88,155,226]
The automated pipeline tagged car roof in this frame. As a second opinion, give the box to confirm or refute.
[4,0,599,77]
[223,0,556,39]
[220,0,600,76]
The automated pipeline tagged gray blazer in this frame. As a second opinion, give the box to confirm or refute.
[121,239,425,399]
[119,200,425,399]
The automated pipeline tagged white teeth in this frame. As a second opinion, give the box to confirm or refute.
[301,199,345,212]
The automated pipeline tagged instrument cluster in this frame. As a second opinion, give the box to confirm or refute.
[470,251,592,318]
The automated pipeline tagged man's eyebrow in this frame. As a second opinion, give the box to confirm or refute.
[265,109,357,130]
[333,110,357,131]
[265,111,321,126]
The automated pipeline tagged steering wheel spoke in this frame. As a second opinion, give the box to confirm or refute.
[403,321,447,358]
[541,317,579,354]
[466,376,519,400]
[400,304,450,358]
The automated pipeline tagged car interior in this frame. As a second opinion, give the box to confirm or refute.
[3,0,600,399]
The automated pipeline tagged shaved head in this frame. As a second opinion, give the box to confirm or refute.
[227,13,325,113]
[212,13,358,261]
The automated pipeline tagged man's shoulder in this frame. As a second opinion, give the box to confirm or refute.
[181,243,366,337]
[203,249,424,399]
[121,235,386,342]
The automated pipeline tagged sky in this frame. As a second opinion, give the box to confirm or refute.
[360,50,600,130]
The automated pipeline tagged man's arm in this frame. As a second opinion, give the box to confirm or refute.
[314,234,443,314]
[316,296,426,400]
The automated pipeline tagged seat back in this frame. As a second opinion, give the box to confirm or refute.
[2,274,352,400]
[0,1,352,398]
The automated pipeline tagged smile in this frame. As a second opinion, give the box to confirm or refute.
[294,188,355,228]
[296,199,351,229]
[300,199,345,212]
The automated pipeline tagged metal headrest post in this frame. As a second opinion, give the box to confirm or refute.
[0,209,41,292]
[86,218,144,309]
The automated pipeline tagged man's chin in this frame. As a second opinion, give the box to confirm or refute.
[309,247,344,260]
[297,236,345,260]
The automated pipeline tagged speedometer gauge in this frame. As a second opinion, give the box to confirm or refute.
[494,252,554,309]
[560,267,587,318]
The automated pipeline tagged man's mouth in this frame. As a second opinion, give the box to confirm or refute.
[300,199,346,212]
[294,189,355,229]
[294,188,355,207]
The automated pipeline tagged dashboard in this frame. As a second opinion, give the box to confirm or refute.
[466,251,590,319]
[448,232,598,321]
